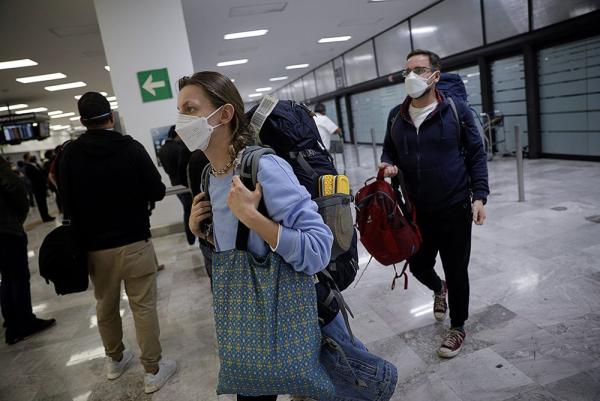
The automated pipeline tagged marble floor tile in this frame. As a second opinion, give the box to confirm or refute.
[544,370,600,401]
[499,386,560,401]
[436,348,536,401]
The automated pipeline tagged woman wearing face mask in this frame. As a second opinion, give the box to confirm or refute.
[176,71,333,401]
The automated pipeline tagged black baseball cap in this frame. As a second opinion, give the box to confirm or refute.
[78,92,111,121]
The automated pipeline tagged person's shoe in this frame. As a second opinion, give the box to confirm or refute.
[433,280,448,321]
[144,359,177,394]
[438,328,466,358]
[106,349,135,380]
[5,318,56,345]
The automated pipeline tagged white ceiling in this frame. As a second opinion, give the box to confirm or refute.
[183,0,438,101]
[0,0,437,128]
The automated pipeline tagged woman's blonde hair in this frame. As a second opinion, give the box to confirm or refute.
[178,71,253,156]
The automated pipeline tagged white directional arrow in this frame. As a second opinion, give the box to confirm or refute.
[142,74,166,96]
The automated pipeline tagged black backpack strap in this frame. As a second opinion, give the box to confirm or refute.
[322,336,367,388]
[317,270,355,343]
[200,163,212,200]
[234,146,275,251]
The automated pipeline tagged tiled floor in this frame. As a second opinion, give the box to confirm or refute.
[1,146,600,401]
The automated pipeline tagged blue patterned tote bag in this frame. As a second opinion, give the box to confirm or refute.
[213,249,334,398]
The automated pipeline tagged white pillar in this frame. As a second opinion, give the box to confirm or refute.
[94,0,194,229]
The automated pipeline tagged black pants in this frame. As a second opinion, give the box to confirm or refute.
[0,233,35,332]
[237,396,277,401]
[409,199,472,327]
[177,192,195,245]
[33,188,51,220]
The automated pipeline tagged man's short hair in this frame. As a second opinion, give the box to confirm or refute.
[78,92,112,127]
[407,49,441,71]
[314,103,326,114]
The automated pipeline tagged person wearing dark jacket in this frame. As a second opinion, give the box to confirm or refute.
[0,156,56,344]
[22,153,54,222]
[380,49,489,359]
[157,126,195,245]
[59,92,176,393]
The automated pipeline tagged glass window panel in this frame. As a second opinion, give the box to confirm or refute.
[484,0,529,43]
[291,79,305,102]
[339,99,351,142]
[533,0,600,30]
[491,55,528,153]
[411,0,483,58]
[303,72,317,100]
[333,57,347,89]
[538,35,600,156]
[344,41,378,87]
[350,83,406,144]
[315,62,337,96]
[375,22,412,76]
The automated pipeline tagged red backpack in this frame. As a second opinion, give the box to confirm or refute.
[354,168,422,290]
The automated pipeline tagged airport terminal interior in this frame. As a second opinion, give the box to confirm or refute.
[1,0,599,400]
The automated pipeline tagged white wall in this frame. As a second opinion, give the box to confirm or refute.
[93,0,195,228]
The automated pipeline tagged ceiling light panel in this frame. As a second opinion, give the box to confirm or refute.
[0,59,38,70]
[69,116,80,121]
[269,76,288,81]
[45,81,87,91]
[224,29,268,40]
[318,36,352,43]
[248,93,263,98]
[48,110,64,116]
[255,87,272,92]
[106,96,116,101]
[16,73,67,83]
[105,65,110,71]
[217,59,248,67]
[285,64,309,70]
[0,104,28,112]
[15,107,48,114]
[51,112,76,119]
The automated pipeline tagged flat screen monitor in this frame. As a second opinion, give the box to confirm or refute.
[3,123,36,142]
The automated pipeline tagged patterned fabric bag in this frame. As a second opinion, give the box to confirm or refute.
[213,250,334,397]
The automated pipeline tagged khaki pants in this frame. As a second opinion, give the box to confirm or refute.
[88,240,161,372]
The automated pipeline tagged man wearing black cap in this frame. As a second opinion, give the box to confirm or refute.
[58,92,177,393]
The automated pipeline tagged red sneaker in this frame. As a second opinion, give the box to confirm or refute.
[438,328,465,358]
[433,280,448,321]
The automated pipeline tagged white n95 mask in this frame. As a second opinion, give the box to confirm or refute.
[404,71,437,99]
[175,106,223,152]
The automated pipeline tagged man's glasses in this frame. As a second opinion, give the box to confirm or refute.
[401,67,435,77]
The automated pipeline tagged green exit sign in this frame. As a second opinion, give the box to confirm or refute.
[137,68,172,103]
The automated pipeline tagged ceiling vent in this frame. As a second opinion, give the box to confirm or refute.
[229,2,287,17]
[49,24,99,38]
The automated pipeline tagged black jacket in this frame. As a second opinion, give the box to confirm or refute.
[0,159,29,237]
[23,162,47,191]
[381,91,489,212]
[59,129,166,251]
[157,139,190,187]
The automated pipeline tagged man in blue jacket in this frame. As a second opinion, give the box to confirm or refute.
[380,49,489,358]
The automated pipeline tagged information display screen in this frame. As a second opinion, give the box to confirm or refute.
[3,123,36,141]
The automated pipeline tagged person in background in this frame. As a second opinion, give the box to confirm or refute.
[59,92,176,393]
[380,49,489,359]
[17,159,36,207]
[0,155,56,345]
[313,103,341,151]
[43,149,61,214]
[157,126,195,246]
[22,153,54,222]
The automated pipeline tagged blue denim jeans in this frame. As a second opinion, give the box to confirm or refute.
[320,314,398,401]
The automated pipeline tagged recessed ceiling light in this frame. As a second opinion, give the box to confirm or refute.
[16,73,67,84]
[230,79,235,83]
[109,102,118,106]
[248,93,263,98]
[318,36,352,43]
[45,81,87,91]
[50,124,70,130]
[0,58,38,70]
[353,54,374,62]
[111,104,118,110]
[224,29,268,40]
[0,104,28,112]
[255,87,272,92]
[106,96,116,101]
[269,76,288,81]
[411,26,437,35]
[15,107,48,114]
[69,116,80,121]
[217,59,248,67]
[51,112,76,119]
[105,65,110,71]
[74,92,108,100]
[48,110,64,116]
[285,64,309,70]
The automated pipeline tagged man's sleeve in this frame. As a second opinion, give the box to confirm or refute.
[460,104,489,202]
[135,142,166,202]
[381,106,400,165]
[1,168,29,223]
[323,116,339,135]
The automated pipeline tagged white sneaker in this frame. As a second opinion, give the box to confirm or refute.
[144,358,177,394]
[106,349,134,380]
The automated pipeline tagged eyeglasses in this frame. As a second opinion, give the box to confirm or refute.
[401,67,435,77]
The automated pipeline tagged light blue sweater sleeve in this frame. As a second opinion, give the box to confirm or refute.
[257,154,333,275]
